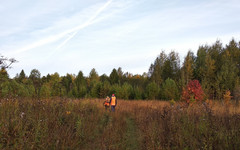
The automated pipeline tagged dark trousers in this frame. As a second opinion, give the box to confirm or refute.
[111,105,116,112]
[105,106,109,110]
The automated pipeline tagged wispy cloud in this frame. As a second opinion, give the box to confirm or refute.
[7,0,113,56]
[2,0,240,77]
[48,0,113,57]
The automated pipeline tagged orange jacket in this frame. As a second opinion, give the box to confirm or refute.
[110,96,117,106]
[104,97,110,106]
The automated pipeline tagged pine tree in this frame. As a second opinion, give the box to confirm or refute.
[162,78,179,100]
[182,51,195,85]
[110,68,119,85]
[148,51,167,86]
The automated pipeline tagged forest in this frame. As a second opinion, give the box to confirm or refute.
[1,39,240,102]
[1,39,240,149]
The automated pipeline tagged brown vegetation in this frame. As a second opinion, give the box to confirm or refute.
[0,98,240,149]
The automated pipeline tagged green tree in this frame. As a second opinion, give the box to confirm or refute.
[25,80,35,97]
[121,82,133,100]
[195,45,208,81]
[111,84,121,98]
[16,69,27,83]
[89,68,99,82]
[100,74,109,83]
[91,82,102,98]
[117,67,124,84]
[182,51,195,85]
[87,68,99,94]
[201,53,216,99]
[61,74,73,95]
[0,80,29,98]
[75,71,87,98]
[99,80,111,98]
[133,87,143,100]
[215,50,238,99]
[0,68,9,83]
[29,69,41,97]
[39,83,51,99]
[145,82,159,100]
[110,68,119,85]
[49,73,62,97]
[148,51,167,86]
[208,40,223,71]
[162,78,179,100]
[162,51,180,81]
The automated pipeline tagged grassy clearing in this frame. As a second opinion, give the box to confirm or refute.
[0,98,240,149]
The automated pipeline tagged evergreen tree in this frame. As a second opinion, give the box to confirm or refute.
[195,45,208,81]
[216,50,238,99]
[75,71,87,98]
[182,51,195,85]
[145,82,159,100]
[121,82,133,100]
[29,69,41,97]
[162,78,179,100]
[62,74,73,95]
[110,68,119,85]
[16,69,27,83]
[148,51,167,86]
[162,51,180,81]
[99,80,111,98]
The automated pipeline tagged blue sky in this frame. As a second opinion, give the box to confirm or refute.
[1,0,240,77]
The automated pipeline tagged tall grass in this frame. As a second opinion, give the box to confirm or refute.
[0,98,239,149]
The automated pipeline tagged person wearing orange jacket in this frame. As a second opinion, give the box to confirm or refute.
[103,96,110,110]
[109,94,117,112]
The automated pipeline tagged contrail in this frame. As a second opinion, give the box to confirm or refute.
[53,0,112,52]
[11,0,112,55]
[56,31,78,50]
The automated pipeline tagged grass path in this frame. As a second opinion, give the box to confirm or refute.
[123,116,139,150]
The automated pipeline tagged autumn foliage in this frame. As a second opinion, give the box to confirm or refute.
[182,80,204,103]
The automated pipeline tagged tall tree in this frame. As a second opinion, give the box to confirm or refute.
[110,68,119,85]
[215,49,239,99]
[29,69,41,97]
[162,51,180,81]
[148,51,167,86]
[75,71,87,98]
[87,68,99,96]
[202,53,216,99]
[195,45,208,81]
[117,67,123,84]
[62,74,73,95]
[208,40,223,71]
[50,73,62,97]
[18,69,27,83]
[182,51,195,85]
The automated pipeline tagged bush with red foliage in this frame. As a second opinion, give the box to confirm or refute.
[182,80,204,103]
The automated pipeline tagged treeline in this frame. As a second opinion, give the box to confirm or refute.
[1,39,240,101]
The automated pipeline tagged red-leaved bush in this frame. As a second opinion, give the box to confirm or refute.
[182,80,204,103]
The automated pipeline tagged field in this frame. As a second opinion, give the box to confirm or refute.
[0,98,240,150]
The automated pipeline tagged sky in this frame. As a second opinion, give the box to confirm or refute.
[1,0,240,78]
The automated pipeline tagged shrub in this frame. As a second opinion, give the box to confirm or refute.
[182,80,204,104]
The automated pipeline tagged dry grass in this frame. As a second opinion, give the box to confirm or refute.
[0,98,240,149]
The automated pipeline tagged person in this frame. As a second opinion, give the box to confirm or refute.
[109,94,117,112]
[103,96,110,110]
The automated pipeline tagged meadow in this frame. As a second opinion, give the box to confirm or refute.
[0,98,240,150]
